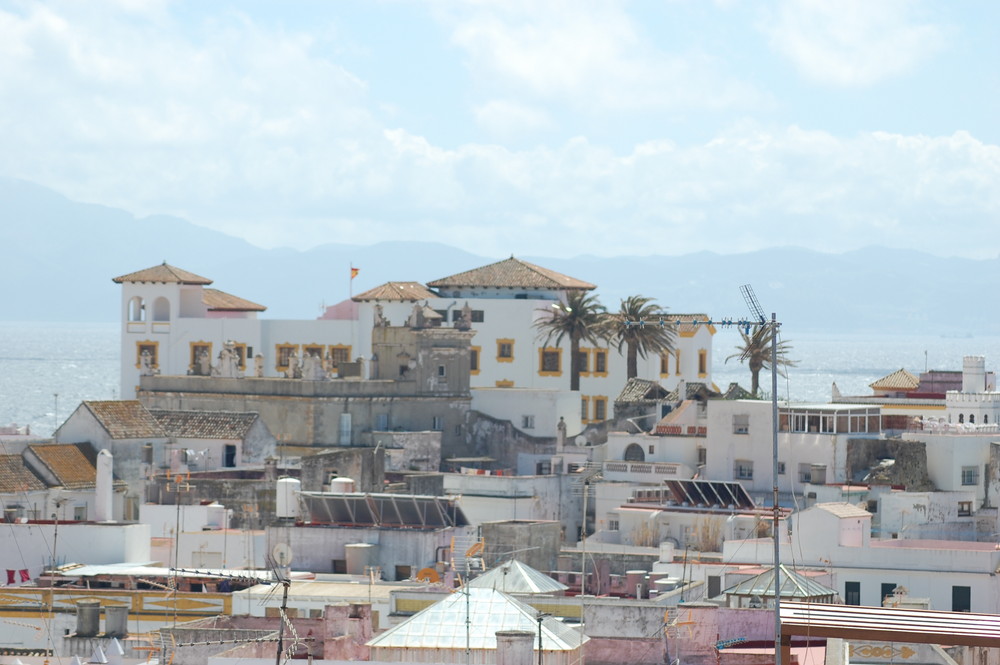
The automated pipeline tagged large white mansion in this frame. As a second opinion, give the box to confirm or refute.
[114,257,716,437]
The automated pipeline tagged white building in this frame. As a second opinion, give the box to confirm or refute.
[722,502,1000,613]
[113,257,716,438]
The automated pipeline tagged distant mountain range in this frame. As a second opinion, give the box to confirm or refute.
[2,176,997,335]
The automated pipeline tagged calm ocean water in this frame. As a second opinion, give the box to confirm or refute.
[1,322,998,437]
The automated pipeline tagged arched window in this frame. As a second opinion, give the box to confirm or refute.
[624,443,645,462]
[152,296,170,322]
[969,414,975,424]
[985,415,989,425]
[958,414,964,424]
[128,296,145,322]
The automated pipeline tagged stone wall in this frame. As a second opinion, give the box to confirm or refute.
[846,437,936,490]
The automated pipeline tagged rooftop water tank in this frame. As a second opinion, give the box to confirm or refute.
[345,543,378,575]
[329,477,355,494]
[105,604,128,638]
[75,599,100,637]
[276,477,301,520]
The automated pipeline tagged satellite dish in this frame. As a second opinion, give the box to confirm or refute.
[416,567,440,583]
[574,435,587,447]
[272,543,293,567]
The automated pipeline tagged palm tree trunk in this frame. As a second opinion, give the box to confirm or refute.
[570,335,581,392]
[627,342,638,379]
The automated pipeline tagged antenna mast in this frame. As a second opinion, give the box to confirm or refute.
[740,284,781,665]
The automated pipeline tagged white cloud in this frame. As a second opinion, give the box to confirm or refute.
[0,2,996,260]
[762,0,947,86]
[473,99,551,136]
[440,0,760,112]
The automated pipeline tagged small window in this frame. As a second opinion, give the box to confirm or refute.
[732,414,750,434]
[608,518,619,531]
[521,415,535,429]
[438,365,446,377]
[593,397,607,421]
[799,463,812,483]
[470,347,480,374]
[497,339,514,362]
[594,349,608,374]
[952,585,971,612]
[845,581,861,606]
[777,461,786,475]
[881,583,897,605]
[698,349,707,377]
[375,414,389,430]
[958,501,972,517]
[189,342,212,375]
[581,396,590,421]
[659,352,670,376]
[577,350,590,375]
[328,345,351,369]
[697,447,707,465]
[470,310,485,323]
[539,348,561,375]
[648,444,655,454]
[73,505,87,521]
[675,349,682,375]
[962,466,979,486]
[135,341,159,370]
[734,459,753,480]
[275,344,299,372]
[432,416,443,431]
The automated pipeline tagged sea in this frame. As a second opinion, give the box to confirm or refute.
[1,321,999,438]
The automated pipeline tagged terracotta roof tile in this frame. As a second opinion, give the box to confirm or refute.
[84,401,166,439]
[28,444,97,489]
[615,378,669,404]
[203,288,267,312]
[150,410,259,439]
[0,455,47,493]
[427,257,595,291]
[112,262,213,285]
[870,368,920,391]
[352,282,439,302]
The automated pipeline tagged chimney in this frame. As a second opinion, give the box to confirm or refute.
[95,449,114,522]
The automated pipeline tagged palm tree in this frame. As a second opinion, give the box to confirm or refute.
[611,295,676,379]
[725,324,797,397]
[534,290,609,391]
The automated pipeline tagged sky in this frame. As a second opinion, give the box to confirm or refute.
[1,0,998,259]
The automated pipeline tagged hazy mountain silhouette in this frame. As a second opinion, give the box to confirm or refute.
[2,176,996,335]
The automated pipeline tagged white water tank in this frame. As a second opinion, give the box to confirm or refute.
[203,502,228,530]
[329,477,355,494]
[276,478,301,520]
[95,449,113,522]
[345,543,378,575]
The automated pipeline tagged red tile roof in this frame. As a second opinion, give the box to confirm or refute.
[28,444,97,489]
[84,401,166,439]
[0,455,46,493]
[112,262,213,285]
[352,282,439,302]
[203,288,267,312]
[427,257,595,291]
[150,410,259,439]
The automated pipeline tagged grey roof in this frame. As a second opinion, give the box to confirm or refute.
[615,378,670,404]
[468,559,568,594]
[723,565,836,599]
[150,409,260,439]
[367,587,585,651]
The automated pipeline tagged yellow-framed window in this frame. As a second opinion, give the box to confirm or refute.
[538,347,562,376]
[593,348,608,376]
[328,345,351,370]
[275,343,299,372]
[580,395,590,423]
[496,339,514,363]
[659,351,671,377]
[189,341,212,373]
[577,348,591,376]
[698,348,707,377]
[675,349,682,376]
[593,396,608,421]
[135,340,160,369]
[470,346,481,375]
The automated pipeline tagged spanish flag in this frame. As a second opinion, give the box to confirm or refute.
[350,266,360,280]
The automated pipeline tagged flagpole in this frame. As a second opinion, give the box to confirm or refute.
[350,263,354,299]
